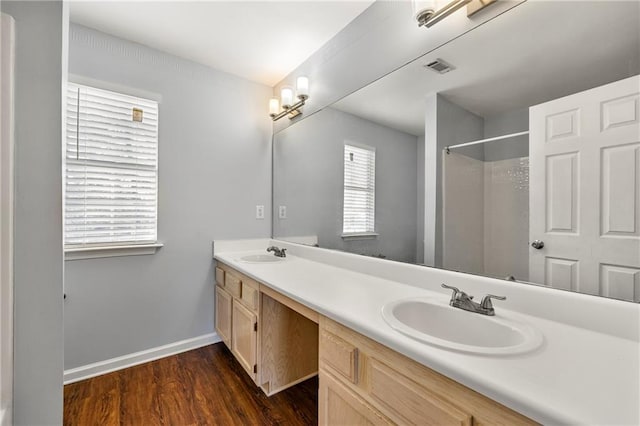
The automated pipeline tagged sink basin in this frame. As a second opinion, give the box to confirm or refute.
[381,298,543,355]
[239,254,285,263]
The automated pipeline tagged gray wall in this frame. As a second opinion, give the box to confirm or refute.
[64,25,272,370]
[483,107,529,161]
[273,107,418,263]
[0,1,66,424]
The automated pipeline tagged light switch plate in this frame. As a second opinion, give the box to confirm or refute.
[279,205,287,219]
[256,205,264,219]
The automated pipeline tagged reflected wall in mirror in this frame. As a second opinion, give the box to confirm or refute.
[273,0,640,302]
[273,106,419,263]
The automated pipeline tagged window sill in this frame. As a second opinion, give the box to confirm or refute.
[341,232,379,241]
[64,243,163,261]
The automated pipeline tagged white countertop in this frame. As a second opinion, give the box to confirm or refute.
[213,239,640,425]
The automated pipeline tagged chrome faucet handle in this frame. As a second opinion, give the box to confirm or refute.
[480,294,506,309]
[441,283,461,298]
[441,283,473,301]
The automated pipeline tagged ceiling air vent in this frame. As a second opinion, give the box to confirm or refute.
[424,59,455,74]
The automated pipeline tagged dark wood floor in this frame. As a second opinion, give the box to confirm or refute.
[64,343,318,426]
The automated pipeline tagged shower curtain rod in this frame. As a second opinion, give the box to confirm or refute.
[445,130,529,154]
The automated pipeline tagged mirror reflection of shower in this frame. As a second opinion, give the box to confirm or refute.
[442,115,529,283]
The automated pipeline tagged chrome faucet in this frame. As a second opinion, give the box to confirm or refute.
[266,246,287,258]
[441,284,506,316]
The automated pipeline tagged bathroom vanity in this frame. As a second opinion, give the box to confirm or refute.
[215,259,534,425]
[236,2,640,424]
[213,239,640,425]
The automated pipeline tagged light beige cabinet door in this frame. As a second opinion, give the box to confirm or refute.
[231,298,257,381]
[319,371,390,426]
[215,286,232,348]
[368,358,472,426]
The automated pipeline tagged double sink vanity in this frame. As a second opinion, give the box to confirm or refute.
[213,238,640,425]
[216,3,640,424]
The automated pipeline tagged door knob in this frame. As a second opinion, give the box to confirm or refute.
[531,240,545,249]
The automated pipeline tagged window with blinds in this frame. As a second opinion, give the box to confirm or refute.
[65,82,159,248]
[343,143,376,234]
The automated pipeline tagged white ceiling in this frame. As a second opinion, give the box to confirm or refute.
[69,1,374,87]
[333,1,640,136]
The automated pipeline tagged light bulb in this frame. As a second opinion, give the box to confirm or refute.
[296,76,309,99]
[269,97,280,116]
[281,87,294,109]
[412,0,436,25]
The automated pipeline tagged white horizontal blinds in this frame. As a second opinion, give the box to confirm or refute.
[66,83,158,166]
[65,165,157,245]
[343,144,376,234]
[65,83,159,247]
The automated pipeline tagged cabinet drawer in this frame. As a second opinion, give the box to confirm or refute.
[240,281,259,311]
[225,273,242,298]
[215,267,225,287]
[320,329,359,384]
[369,359,472,426]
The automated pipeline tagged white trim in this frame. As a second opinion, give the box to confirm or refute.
[63,332,220,384]
[0,13,14,426]
[65,242,164,261]
[341,232,379,240]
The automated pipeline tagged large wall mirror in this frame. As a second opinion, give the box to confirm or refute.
[273,1,640,303]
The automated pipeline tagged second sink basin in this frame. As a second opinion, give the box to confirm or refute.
[382,297,543,355]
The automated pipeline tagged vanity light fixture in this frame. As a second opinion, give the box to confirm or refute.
[269,76,309,121]
[413,0,496,28]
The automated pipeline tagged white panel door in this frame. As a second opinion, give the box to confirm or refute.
[530,75,640,301]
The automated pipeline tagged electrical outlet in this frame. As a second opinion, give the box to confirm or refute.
[279,205,287,219]
[256,205,264,219]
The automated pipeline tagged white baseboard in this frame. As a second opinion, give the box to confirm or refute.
[64,332,221,385]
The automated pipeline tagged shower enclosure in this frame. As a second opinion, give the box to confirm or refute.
[443,134,530,282]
